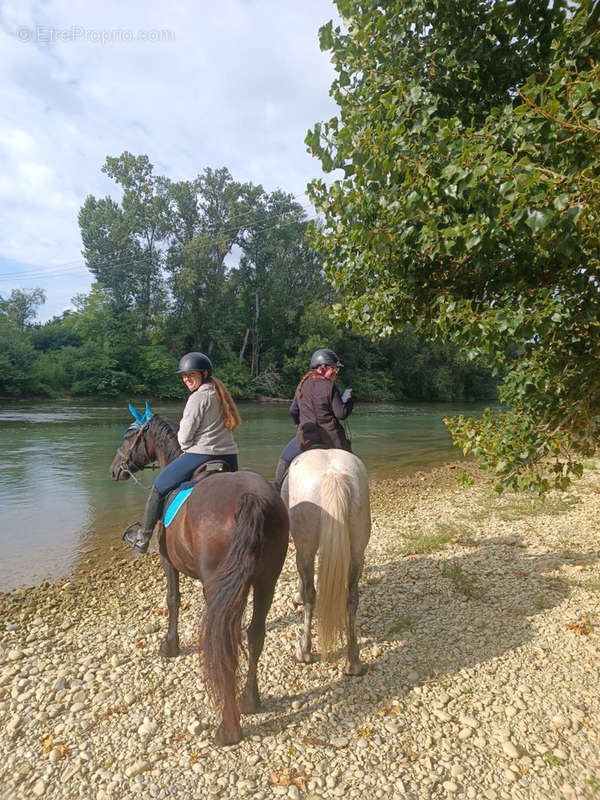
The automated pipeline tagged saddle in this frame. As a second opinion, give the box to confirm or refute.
[190,459,233,483]
[163,459,233,527]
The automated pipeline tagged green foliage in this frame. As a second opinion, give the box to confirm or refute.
[131,346,181,398]
[440,561,481,598]
[212,360,253,400]
[2,153,498,403]
[30,314,82,351]
[32,348,76,396]
[307,0,600,491]
[0,288,46,329]
[0,315,38,397]
[69,344,132,397]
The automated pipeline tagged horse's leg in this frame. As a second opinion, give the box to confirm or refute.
[294,553,316,664]
[344,558,367,676]
[292,581,303,607]
[159,556,181,657]
[239,580,274,714]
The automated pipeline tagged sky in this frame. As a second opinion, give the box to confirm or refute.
[0,0,341,322]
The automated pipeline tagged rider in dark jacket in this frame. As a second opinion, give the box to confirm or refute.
[275,348,353,490]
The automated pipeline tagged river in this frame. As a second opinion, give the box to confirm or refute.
[0,398,484,590]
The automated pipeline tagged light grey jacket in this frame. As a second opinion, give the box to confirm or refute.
[177,383,239,455]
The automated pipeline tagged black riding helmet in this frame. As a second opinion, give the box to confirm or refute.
[309,348,343,369]
[177,352,213,374]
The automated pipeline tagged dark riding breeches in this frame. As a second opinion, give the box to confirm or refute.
[153,452,239,496]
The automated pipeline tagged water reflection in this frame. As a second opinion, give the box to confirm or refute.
[0,399,486,590]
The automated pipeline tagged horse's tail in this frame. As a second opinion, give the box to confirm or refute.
[200,493,266,727]
[317,471,352,659]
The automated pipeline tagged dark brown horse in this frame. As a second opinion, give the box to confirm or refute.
[109,409,289,745]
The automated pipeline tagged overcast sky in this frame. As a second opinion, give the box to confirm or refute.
[0,0,341,321]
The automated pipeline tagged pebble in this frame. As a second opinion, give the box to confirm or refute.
[0,463,598,800]
[330,737,349,748]
[125,761,151,778]
[501,741,520,759]
[7,649,24,662]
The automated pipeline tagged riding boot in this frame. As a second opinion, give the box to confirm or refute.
[122,486,163,554]
[274,458,289,492]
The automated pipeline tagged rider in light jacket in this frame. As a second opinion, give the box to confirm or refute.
[122,352,240,553]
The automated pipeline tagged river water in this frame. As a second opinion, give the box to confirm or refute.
[0,399,483,590]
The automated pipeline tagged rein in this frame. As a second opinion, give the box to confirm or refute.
[119,422,159,490]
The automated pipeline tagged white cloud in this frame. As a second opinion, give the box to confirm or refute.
[0,0,341,320]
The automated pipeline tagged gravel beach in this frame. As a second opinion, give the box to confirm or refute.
[1,462,599,800]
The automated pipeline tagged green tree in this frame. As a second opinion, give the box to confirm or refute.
[0,313,38,396]
[165,168,252,357]
[79,152,169,336]
[1,288,46,329]
[236,190,324,382]
[307,0,600,491]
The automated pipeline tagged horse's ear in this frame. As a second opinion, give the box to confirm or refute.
[144,401,153,422]
[128,402,143,424]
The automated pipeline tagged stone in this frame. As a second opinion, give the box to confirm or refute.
[125,761,151,778]
[501,741,520,760]
[7,649,24,662]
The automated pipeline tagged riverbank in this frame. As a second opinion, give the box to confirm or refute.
[1,462,599,800]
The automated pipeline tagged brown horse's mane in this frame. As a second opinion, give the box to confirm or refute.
[149,414,181,463]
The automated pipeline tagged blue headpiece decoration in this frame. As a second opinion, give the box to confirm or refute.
[127,401,153,429]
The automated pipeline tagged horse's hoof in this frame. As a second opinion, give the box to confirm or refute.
[294,644,313,664]
[292,591,303,607]
[159,639,180,658]
[344,660,368,676]
[214,724,242,746]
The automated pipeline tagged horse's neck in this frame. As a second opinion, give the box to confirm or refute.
[150,419,181,468]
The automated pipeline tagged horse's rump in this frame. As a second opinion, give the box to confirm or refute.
[287,449,371,662]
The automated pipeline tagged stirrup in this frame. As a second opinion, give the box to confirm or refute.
[122,522,151,553]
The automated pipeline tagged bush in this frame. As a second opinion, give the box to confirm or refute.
[132,346,182,399]
[213,360,253,399]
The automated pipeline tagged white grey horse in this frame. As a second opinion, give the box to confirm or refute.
[281,448,371,675]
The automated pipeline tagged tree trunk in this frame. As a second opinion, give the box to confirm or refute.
[239,328,250,364]
[251,289,260,376]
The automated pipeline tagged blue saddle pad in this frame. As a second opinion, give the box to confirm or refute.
[163,484,195,527]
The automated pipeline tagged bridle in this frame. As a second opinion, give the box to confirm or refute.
[117,421,158,489]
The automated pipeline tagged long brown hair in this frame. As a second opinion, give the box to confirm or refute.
[210,376,242,430]
[296,368,318,398]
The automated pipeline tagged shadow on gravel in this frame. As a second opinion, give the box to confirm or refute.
[246,534,599,738]
[361,534,598,671]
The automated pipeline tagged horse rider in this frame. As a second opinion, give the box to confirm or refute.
[274,348,354,490]
[122,352,241,553]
